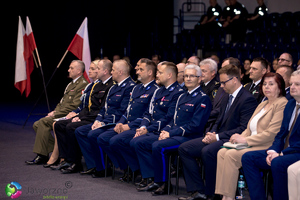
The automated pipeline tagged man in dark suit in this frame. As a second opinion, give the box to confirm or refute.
[129,62,184,190]
[71,60,136,175]
[178,64,257,200]
[244,57,267,103]
[25,60,88,165]
[242,70,300,200]
[96,59,159,179]
[199,58,220,104]
[145,64,212,195]
[51,59,113,170]
[276,65,294,100]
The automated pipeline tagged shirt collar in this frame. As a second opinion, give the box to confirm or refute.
[73,76,81,83]
[252,79,261,87]
[188,85,201,94]
[118,76,130,86]
[103,76,112,84]
[143,79,155,88]
[231,84,243,97]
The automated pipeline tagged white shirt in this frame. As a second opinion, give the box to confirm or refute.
[249,108,266,136]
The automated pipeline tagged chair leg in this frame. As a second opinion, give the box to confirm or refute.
[127,166,130,183]
[168,154,172,195]
[112,164,115,180]
[104,153,108,177]
[176,155,180,195]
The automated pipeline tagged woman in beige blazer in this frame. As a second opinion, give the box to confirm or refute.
[215,72,288,200]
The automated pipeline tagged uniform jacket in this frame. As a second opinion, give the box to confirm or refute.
[95,77,135,124]
[117,80,160,129]
[241,96,287,148]
[211,87,257,140]
[268,98,300,155]
[78,77,114,122]
[53,75,88,118]
[140,81,184,134]
[201,76,220,104]
[244,82,264,103]
[163,86,212,142]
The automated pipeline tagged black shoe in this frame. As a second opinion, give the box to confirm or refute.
[178,191,207,200]
[43,159,60,168]
[152,183,173,196]
[135,177,153,187]
[119,172,132,182]
[137,182,159,192]
[61,163,80,174]
[50,161,71,170]
[80,167,96,175]
[91,170,106,178]
[25,155,48,165]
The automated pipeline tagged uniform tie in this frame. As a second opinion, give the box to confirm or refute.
[284,104,300,149]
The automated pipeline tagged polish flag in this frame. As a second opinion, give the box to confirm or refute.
[14,16,27,95]
[67,17,91,82]
[23,17,36,97]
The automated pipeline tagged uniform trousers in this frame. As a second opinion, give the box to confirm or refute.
[75,124,111,171]
[54,119,90,163]
[109,129,140,172]
[97,129,129,170]
[178,137,224,195]
[131,133,159,178]
[242,150,300,200]
[288,160,300,200]
[33,116,55,156]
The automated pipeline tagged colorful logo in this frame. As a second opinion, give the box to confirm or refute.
[5,182,22,199]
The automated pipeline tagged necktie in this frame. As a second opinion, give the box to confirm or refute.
[284,104,300,149]
[225,94,233,114]
[88,82,99,111]
[249,83,255,92]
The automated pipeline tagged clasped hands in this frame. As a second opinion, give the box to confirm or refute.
[114,123,130,134]
[202,132,217,144]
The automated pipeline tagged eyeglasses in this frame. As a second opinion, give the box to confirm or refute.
[184,75,200,79]
[278,58,291,62]
[220,77,236,85]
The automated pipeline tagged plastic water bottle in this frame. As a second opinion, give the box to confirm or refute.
[236,175,245,199]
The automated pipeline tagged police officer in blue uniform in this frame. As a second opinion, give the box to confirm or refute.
[97,59,159,179]
[139,65,212,195]
[72,60,136,176]
[130,62,184,190]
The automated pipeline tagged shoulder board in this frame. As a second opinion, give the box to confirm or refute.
[244,83,250,87]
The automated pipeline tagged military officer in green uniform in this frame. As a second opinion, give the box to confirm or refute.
[26,60,88,165]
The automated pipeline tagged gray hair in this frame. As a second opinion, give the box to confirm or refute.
[291,70,300,77]
[200,58,218,74]
[72,60,85,73]
[185,64,202,77]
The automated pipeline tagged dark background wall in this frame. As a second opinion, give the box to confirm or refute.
[4,1,173,107]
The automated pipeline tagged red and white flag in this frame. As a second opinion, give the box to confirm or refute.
[67,17,91,82]
[14,16,37,97]
[14,16,27,95]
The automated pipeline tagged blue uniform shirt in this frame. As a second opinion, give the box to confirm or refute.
[117,80,160,128]
[140,81,184,134]
[96,77,136,124]
[163,86,212,139]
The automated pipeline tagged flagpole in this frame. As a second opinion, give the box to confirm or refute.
[57,50,69,68]
[35,48,42,67]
